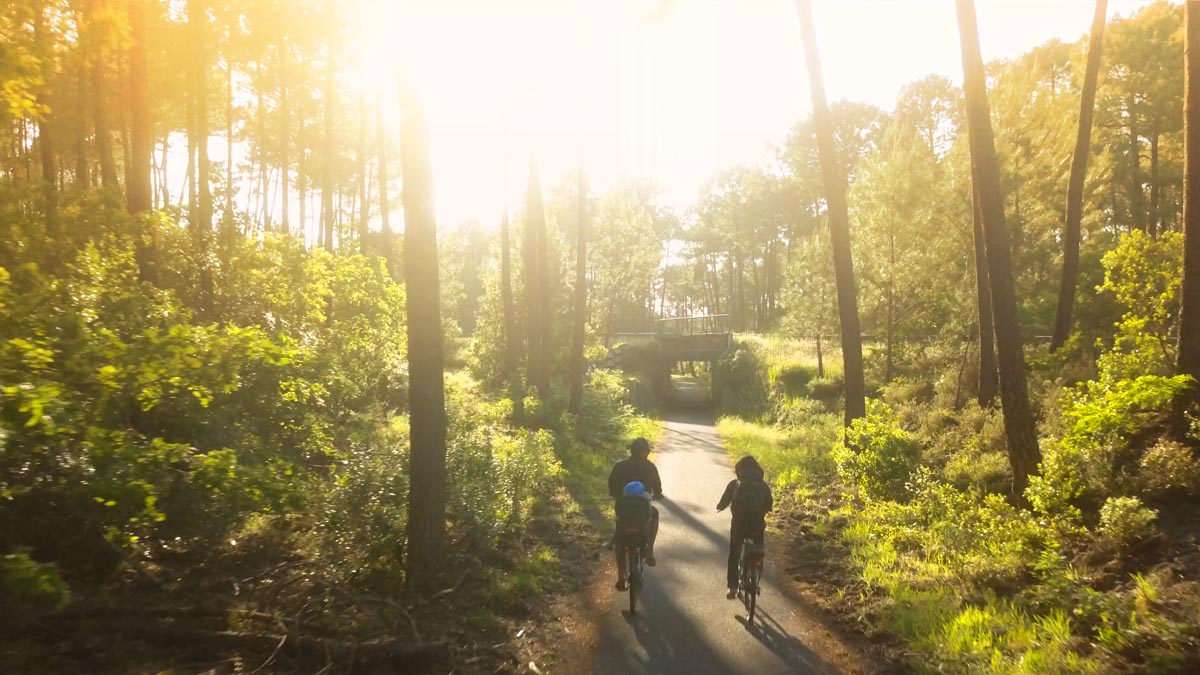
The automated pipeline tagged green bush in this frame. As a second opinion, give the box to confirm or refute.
[832,400,922,501]
[1137,439,1200,497]
[770,361,819,398]
[713,343,769,418]
[0,551,70,622]
[805,376,844,410]
[1097,496,1157,550]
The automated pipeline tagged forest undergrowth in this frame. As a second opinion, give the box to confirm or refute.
[714,234,1200,675]
[0,197,658,674]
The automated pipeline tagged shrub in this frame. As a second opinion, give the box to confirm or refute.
[832,400,922,501]
[770,362,819,398]
[1097,496,1157,550]
[806,376,844,410]
[1137,439,1200,497]
[0,551,70,623]
[713,343,769,418]
[771,395,826,429]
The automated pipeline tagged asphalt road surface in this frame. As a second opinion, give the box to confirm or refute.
[591,407,842,675]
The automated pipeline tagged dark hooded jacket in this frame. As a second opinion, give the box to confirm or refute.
[717,458,773,531]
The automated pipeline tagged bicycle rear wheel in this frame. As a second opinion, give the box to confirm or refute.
[627,549,641,614]
[747,561,761,623]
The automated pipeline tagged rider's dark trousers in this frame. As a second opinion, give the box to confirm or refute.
[727,521,765,589]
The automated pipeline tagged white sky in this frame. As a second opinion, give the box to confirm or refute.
[368,0,1156,230]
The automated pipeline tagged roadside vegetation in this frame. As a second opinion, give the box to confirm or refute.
[715,256,1200,673]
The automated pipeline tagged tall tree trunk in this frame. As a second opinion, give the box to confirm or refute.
[956,0,1041,499]
[279,41,290,235]
[569,169,588,414]
[399,87,447,592]
[188,0,213,310]
[1178,1,1200,427]
[127,0,154,283]
[128,0,152,215]
[501,209,524,419]
[320,5,336,252]
[973,186,999,407]
[1150,127,1161,238]
[376,95,391,236]
[1050,0,1107,353]
[795,0,867,426]
[159,136,169,208]
[524,159,548,396]
[34,0,58,239]
[885,218,895,382]
[86,0,118,189]
[1127,98,1147,232]
[358,91,368,252]
[74,56,89,187]
[225,56,235,234]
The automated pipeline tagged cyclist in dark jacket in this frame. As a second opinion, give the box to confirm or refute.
[717,455,773,598]
[608,437,662,589]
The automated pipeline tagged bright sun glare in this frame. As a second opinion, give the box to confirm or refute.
[344,0,1155,230]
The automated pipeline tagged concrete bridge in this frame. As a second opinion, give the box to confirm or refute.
[603,314,733,368]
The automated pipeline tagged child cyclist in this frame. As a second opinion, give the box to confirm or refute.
[716,455,773,599]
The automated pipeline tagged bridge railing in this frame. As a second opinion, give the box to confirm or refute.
[655,314,730,336]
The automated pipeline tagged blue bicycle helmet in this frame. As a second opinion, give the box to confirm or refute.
[623,481,646,498]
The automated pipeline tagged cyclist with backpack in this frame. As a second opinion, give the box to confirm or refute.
[608,438,662,590]
[716,455,773,599]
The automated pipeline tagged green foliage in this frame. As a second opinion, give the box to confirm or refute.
[832,401,922,502]
[713,342,769,418]
[717,415,838,492]
[1097,496,1157,551]
[1137,439,1200,497]
[0,210,407,571]
[0,550,69,621]
[1028,366,1191,520]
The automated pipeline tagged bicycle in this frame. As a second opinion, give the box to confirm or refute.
[621,527,647,613]
[737,537,765,623]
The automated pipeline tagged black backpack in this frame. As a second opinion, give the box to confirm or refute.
[731,480,767,521]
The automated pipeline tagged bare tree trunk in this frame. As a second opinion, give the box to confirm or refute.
[34,0,58,239]
[400,86,447,591]
[321,3,336,252]
[815,333,824,379]
[974,186,999,406]
[524,159,551,396]
[188,0,213,310]
[74,56,89,188]
[85,0,118,189]
[795,0,867,426]
[569,169,587,414]
[1127,98,1147,232]
[1178,0,1200,429]
[1150,127,1161,238]
[1051,0,1108,352]
[127,0,154,283]
[128,0,152,215]
[358,91,368,252]
[279,41,290,235]
[956,0,1041,499]
[885,218,895,382]
[225,56,235,234]
[501,209,524,419]
[376,93,391,233]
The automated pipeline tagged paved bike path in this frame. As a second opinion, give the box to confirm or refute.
[591,408,841,675]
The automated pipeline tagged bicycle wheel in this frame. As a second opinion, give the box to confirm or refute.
[737,545,750,604]
[627,549,640,614]
[747,561,761,623]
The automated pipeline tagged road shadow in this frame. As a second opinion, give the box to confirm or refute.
[736,605,841,675]
[597,536,735,674]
